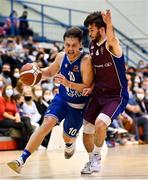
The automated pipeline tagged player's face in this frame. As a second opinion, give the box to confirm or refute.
[64,37,82,60]
[88,23,102,42]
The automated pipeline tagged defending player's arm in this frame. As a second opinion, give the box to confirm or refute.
[41,52,64,78]
[101,10,122,57]
[55,54,94,93]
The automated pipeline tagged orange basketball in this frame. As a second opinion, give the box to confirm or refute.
[19,63,42,86]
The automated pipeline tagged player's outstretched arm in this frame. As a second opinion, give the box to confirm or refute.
[101,9,122,57]
[41,52,64,79]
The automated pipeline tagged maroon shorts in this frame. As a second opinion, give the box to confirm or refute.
[84,88,128,125]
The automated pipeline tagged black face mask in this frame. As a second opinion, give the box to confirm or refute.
[24,96,32,101]
[19,102,24,106]
[23,15,27,18]
[2,71,11,76]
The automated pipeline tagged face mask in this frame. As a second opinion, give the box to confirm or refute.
[42,83,49,89]
[20,102,24,106]
[34,90,43,97]
[14,73,20,78]
[54,82,60,87]
[44,95,52,102]
[3,71,11,76]
[7,47,14,51]
[137,94,145,101]
[23,15,27,18]
[142,85,147,90]
[133,86,139,92]
[134,78,140,83]
[24,96,32,101]
[0,81,3,87]
[5,89,13,97]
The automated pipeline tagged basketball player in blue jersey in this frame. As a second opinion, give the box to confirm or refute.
[81,10,129,174]
[7,27,94,174]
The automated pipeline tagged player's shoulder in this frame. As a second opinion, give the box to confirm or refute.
[55,51,65,62]
[56,51,65,59]
[54,51,65,67]
[82,53,92,62]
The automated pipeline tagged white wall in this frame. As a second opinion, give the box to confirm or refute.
[21,0,148,42]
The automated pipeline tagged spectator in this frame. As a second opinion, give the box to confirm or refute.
[22,88,41,129]
[13,79,25,95]
[47,46,59,63]
[19,11,33,37]
[3,10,19,36]
[43,89,53,103]
[32,84,52,148]
[52,85,59,95]
[0,75,5,96]
[125,88,148,143]
[14,94,34,138]
[13,67,20,79]
[1,39,18,70]
[0,84,29,149]
[1,63,12,84]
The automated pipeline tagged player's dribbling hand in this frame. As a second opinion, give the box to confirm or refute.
[54,74,69,87]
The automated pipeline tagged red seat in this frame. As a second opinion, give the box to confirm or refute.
[0,137,18,150]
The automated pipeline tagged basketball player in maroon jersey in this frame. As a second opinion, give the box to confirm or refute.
[81,10,129,174]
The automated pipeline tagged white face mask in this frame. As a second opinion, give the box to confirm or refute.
[42,83,49,89]
[5,89,13,97]
[133,86,139,92]
[137,94,145,100]
[134,78,140,83]
[14,73,20,78]
[0,81,3,87]
[44,95,53,102]
[54,82,60,87]
[34,90,43,97]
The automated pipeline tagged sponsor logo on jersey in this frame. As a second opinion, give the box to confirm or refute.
[73,65,79,72]
[65,64,68,68]
[104,62,112,67]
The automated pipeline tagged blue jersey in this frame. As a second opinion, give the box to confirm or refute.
[58,52,89,104]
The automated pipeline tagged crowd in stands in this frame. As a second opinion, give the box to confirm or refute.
[0,10,148,150]
[0,35,60,150]
[0,10,33,37]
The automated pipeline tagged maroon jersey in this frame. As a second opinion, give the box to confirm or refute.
[89,39,128,92]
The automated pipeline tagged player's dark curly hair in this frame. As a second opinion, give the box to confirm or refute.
[63,27,83,42]
[84,11,106,29]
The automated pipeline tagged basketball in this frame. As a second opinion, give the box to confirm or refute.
[19,63,42,86]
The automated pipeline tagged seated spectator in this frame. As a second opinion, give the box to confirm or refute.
[19,11,33,37]
[52,85,59,95]
[0,27,6,37]
[1,63,13,85]
[22,88,41,129]
[1,39,18,70]
[0,84,29,149]
[36,49,48,68]
[47,45,59,63]
[125,88,148,144]
[32,84,52,148]
[13,79,25,95]
[14,94,34,138]
[0,75,5,96]
[3,10,19,36]
[43,89,53,103]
